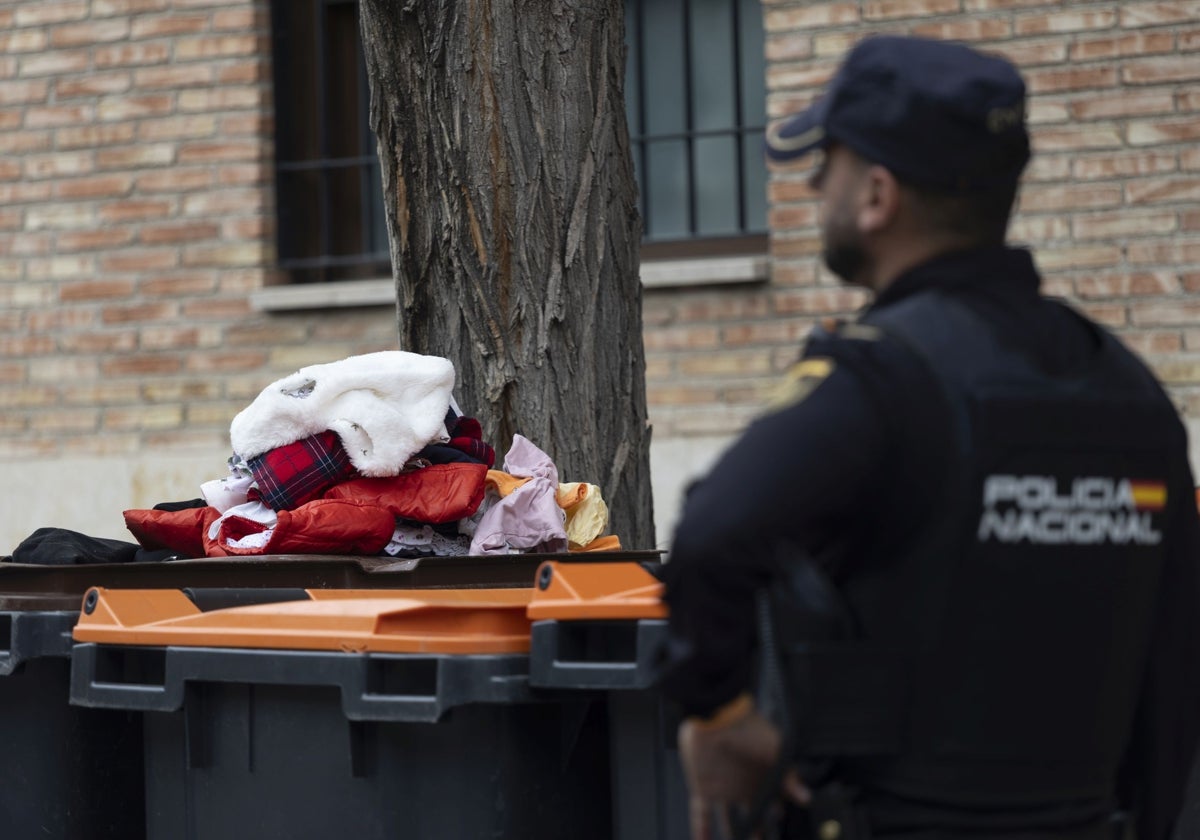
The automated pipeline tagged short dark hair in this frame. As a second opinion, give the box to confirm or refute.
[900,179,1019,246]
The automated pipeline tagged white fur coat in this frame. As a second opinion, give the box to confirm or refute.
[229,351,456,477]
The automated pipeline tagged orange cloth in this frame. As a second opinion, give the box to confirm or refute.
[570,534,622,553]
[486,470,532,498]
[556,483,589,509]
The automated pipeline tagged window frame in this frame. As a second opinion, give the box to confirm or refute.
[266,0,768,292]
[625,0,769,251]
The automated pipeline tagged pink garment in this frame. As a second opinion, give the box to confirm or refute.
[468,435,568,555]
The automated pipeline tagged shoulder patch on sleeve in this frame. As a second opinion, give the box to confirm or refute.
[768,357,835,410]
[837,323,883,341]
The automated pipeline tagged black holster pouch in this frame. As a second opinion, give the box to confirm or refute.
[753,552,887,840]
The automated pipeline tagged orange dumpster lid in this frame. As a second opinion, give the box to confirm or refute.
[73,587,535,654]
[526,561,667,621]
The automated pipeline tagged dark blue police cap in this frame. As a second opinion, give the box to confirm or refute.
[765,36,1031,191]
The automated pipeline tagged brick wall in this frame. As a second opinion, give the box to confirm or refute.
[0,0,403,549]
[646,0,1200,454]
[0,0,397,468]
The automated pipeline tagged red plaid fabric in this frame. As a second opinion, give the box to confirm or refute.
[447,415,495,468]
[247,430,358,511]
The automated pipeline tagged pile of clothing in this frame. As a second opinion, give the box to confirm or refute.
[125,351,619,559]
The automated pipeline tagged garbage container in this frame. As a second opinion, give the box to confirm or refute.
[0,609,144,840]
[68,557,689,840]
[70,585,614,840]
[0,552,588,840]
[527,559,687,840]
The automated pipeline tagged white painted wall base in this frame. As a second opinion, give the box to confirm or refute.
[4,452,228,555]
[649,435,736,551]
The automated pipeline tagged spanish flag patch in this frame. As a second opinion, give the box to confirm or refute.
[1129,480,1167,511]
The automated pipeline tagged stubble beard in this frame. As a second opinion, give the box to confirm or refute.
[822,236,870,288]
[819,188,872,288]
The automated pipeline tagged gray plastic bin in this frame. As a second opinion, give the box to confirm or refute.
[71,640,612,840]
[0,610,144,840]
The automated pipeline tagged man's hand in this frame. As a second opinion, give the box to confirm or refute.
[678,697,811,840]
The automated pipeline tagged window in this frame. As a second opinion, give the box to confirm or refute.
[270,0,388,285]
[624,0,768,258]
[269,0,767,284]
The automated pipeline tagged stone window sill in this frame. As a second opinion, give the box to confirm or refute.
[251,255,769,312]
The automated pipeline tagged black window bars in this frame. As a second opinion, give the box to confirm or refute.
[271,0,388,285]
[624,0,768,248]
[270,0,768,283]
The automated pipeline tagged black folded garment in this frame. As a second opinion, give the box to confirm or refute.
[153,498,207,512]
[10,527,180,565]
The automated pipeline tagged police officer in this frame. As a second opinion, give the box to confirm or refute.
[658,35,1200,840]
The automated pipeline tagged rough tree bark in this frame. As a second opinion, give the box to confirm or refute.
[359,0,654,549]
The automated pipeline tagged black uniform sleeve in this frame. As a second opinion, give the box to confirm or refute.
[658,360,890,716]
[1125,452,1200,840]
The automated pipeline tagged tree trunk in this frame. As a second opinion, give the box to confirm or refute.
[359,0,655,549]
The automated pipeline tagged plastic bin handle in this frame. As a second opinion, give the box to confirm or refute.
[70,643,538,722]
[529,619,667,691]
[0,611,76,676]
[181,588,312,612]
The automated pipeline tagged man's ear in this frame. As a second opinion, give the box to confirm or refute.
[857,165,901,234]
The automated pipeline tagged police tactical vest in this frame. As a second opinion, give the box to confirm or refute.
[784,289,1180,805]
